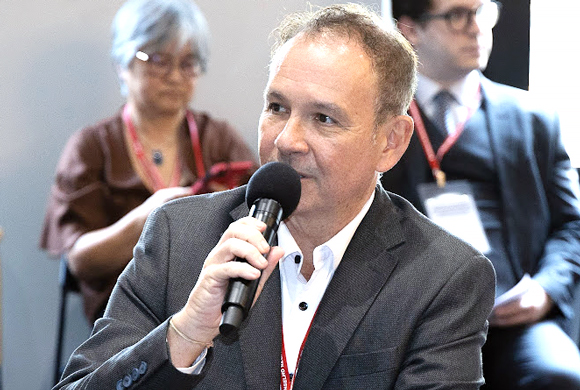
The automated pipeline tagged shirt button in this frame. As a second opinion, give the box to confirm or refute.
[299,302,308,311]
[294,255,301,264]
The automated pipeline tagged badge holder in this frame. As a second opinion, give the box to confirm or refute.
[418,180,491,254]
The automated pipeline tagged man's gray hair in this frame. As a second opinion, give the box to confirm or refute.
[270,3,417,124]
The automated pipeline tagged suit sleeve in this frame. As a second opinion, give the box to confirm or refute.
[395,253,496,389]
[54,206,209,389]
[533,112,580,319]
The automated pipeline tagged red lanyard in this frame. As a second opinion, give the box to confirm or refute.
[123,105,205,191]
[280,311,317,390]
[409,86,480,187]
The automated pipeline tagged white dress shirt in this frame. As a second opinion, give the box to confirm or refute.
[416,70,482,135]
[278,191,375,375]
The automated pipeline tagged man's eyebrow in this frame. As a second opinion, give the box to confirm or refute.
[264,90,286,102]
[312,101,344,116]
[311,101,350,124]
[263,89,350,125]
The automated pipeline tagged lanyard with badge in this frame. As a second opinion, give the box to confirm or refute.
[409,87,491,254]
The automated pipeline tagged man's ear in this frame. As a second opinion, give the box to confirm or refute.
[397,16,420,45]
[376,115,414,173]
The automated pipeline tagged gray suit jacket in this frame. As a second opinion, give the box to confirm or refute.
[381,76,580,321]
[56,185,495,389]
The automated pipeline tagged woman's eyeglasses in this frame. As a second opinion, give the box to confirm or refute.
[134,51,202,78]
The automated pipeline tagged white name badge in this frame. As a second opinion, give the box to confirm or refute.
[418,180,491,254]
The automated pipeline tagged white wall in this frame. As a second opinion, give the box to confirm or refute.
[529,0,580,168]
[0,1,378,389]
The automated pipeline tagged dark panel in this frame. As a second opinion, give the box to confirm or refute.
[483,0,530,90]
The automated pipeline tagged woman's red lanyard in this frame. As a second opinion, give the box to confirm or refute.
[280,311,317,390]
[123,105,206,192]
[409,85,480,187]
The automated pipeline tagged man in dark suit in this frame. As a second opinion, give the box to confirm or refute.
[55,4,495,389]
[382,0,580,388]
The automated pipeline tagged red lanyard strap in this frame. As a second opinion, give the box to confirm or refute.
[186,109,205,178]
[123,105,204,192]
[409,86,480,186]
[280,310,318,390]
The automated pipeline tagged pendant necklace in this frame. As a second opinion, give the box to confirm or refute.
[123,104,205,192]
[152,150,163,165]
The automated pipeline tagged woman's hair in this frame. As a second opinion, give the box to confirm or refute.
[111,0,210,94]
[270,3,417,123]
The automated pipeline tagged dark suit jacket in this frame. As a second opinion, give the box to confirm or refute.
[56,185,495,389]
[382,76,580,321]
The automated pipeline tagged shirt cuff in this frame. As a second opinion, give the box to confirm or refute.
[175,347,208,375]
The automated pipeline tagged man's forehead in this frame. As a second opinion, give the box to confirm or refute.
[430,0,487,11]
[262,33,378,127]
[268,33,368,81]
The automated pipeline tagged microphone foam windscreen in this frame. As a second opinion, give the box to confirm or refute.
[245,162,301,219]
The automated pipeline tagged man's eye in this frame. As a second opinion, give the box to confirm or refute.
[316,113,334,125]
[268,103,285,113]
[448,8,468,22]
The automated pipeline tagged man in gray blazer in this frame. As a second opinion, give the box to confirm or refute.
[382,0,580,389]
[55,4,495,389]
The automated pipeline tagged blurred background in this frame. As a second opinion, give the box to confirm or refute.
[0,1,380,389]
[0,0,578,389]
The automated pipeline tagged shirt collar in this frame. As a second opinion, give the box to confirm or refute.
[277,190,376,272]
[416,70,482,109]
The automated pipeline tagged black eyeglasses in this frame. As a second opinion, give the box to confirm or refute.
[134,51,202,78]
[419,1,502,32]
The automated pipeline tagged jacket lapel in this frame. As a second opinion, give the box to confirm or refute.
[480,77,541,277]
[292,187,405,389]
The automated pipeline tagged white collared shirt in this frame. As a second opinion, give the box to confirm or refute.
[278,190,375,375]
[416,70,482,134]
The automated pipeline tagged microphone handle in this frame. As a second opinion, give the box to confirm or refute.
[219,198,283,336]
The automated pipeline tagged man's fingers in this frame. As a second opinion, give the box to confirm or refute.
[206,260,263,283]
[490,299,538,326]
[205,237,269,269]
[491,299,521,318]
[217,217,268,250]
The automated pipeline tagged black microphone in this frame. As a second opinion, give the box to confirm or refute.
[219,162,301,336]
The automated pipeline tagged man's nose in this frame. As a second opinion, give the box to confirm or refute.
[468,11,486,34]
[274,116,309,155]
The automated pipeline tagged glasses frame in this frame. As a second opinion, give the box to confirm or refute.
[419,1,502,32]
[134,50,202,79]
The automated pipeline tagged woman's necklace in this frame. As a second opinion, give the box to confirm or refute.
[123,104,205,192]
[152,150,163,165]
[138,134,174,166]
[125,113,178,167]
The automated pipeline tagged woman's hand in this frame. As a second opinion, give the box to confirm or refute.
[69,186,193,281]
[133,186,194,225]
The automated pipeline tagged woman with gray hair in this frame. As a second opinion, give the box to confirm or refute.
[40,0,257,324]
